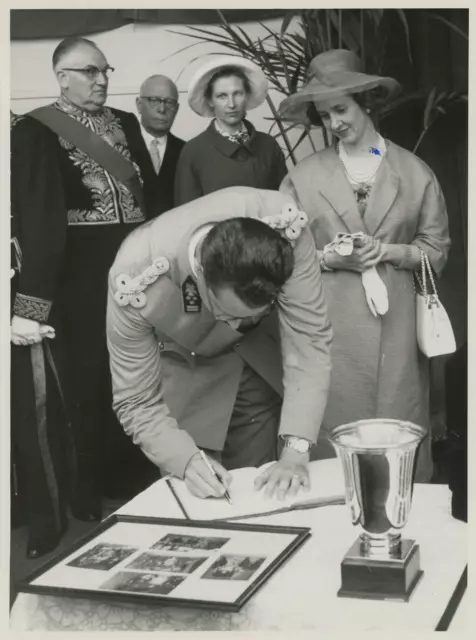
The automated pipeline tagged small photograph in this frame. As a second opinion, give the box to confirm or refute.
[100,571,185,595]
[151,533,230,553]
[126,552,207,574]
[202,554,266,581]
[67,542,137,571]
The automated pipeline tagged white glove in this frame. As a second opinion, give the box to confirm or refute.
[11,315,56,346]
[361,267,389,317]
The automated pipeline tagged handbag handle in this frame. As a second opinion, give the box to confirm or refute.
[414,250,438,300]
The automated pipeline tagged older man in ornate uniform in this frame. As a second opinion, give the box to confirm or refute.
[107,187,332,499]
[29,36,153,520]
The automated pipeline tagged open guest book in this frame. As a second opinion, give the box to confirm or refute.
[166,459,346,521]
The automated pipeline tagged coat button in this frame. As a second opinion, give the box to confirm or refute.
[191,351,196,356]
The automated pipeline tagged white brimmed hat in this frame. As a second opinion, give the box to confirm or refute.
[188,55,268,118]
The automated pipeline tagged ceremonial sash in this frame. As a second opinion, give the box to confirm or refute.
[30,105,146,214]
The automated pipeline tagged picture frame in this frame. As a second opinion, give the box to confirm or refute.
[18,515,311,612]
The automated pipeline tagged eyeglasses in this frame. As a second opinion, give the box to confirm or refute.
[141,96,178,110]
[208,288,275,324]
[60,65,115,80]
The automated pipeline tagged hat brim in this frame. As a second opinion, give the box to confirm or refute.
[188,56,268,118]
[279,73,401,124]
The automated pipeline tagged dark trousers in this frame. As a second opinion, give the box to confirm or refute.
[66,343,159,507]
[207,362,282,470]
[11,342,69,543]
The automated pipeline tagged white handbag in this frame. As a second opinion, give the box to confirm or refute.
[414,251,456,358]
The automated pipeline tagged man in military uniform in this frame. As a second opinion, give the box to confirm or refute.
[107,186,332,499]
[28,36,154,520]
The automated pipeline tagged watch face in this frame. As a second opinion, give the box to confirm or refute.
[286,438,310,453]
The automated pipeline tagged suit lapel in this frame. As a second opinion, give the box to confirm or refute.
[316,150,366,234]
[364,144,400,235]
[157,135,171,178]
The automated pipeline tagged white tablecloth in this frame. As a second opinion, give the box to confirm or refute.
[10,461,467,631]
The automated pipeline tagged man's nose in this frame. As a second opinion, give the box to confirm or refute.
[226,95,236,108]
[156,100,167,113]
[96,73,108,87]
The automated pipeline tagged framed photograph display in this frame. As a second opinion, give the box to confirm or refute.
[18,515,311,612]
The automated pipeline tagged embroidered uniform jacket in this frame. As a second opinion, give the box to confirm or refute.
[10,113,67,323]
[107,186,332,478]
[31,97,153,358]
[44,97,149,227]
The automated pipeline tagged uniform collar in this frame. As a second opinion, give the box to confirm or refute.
[56,94,105,120]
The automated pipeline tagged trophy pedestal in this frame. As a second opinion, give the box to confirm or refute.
[338,538,424,602]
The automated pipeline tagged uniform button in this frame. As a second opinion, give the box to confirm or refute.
[191,351,196,356]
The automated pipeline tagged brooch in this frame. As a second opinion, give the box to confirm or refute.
[114,257,170,308]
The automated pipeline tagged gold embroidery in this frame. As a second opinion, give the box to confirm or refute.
[54,99,145,226]
[13,293,52,323]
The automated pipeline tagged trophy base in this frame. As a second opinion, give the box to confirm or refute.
[338,538,423,602]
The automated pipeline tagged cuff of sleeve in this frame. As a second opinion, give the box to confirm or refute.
[13,293,52,322]
[395,245,420,270]
[143,434,200,480]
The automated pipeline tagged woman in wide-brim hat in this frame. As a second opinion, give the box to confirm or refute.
[174,55,287,206]
[279,49,451,482]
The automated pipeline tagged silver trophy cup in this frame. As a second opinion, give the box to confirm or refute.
[329,418,426,601]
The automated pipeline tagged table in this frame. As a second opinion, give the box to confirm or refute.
[10,461,467,631]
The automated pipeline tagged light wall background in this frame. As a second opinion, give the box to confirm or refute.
[11,18,324,166]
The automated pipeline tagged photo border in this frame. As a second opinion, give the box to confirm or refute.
[17,514,311,612]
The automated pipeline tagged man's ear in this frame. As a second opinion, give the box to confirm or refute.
[56,70,68,90]
[136,96,142,114]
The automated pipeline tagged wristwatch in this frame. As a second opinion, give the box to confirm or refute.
[282,436,312,454]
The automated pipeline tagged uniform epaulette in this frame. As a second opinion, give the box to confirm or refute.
[114,257,170,308]
[262,202,308,245]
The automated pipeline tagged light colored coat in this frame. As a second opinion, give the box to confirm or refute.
[281,141,450,481]
[106,187,332,478]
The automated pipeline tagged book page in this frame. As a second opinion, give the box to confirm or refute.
[168,459,346,521]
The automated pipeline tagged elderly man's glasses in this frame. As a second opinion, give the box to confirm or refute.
[61,65,115,81]
[141,96,178,110]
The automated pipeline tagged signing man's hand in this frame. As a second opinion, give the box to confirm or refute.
[184,451,232,499]
[254,447,311,501]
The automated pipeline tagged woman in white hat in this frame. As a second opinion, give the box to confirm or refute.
[174,56,287,206]
[279,49,451,482]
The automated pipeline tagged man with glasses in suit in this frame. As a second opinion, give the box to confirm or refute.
[27,36,154,522]
[136,75,185,217]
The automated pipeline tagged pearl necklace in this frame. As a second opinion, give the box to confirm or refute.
[338,134,386,185]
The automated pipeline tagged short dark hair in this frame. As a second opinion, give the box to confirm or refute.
[52,37,98,69]
[306,86,388,128]
[204,66,251,101]
[351,87,389,119]
[200,218,295,308]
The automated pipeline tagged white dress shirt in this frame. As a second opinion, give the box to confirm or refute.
[140,125,168,167]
